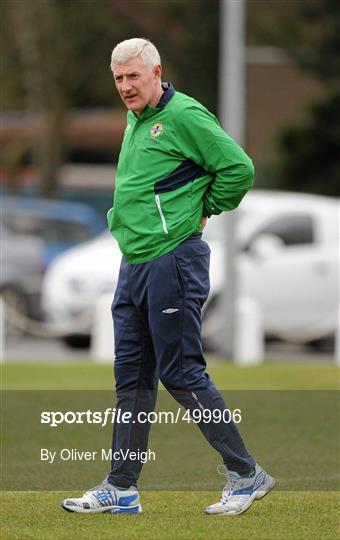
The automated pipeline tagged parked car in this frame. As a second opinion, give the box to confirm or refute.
[41,232,121,347]
[1,226,44,341]
[2,196,107,269]
[41,190,339,349]
[203,190,339,350]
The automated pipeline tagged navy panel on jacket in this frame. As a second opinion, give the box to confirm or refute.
[154,159,207,194]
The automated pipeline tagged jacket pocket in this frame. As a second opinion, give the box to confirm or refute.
[154,183,193,237]
[107,206,126,247]
[155,194,169,235]
[107,207,115,230]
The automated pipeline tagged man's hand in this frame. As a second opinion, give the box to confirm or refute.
[200,216,207,231]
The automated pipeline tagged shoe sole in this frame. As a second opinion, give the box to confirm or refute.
[206,475,276,517]
[61,502,142,514]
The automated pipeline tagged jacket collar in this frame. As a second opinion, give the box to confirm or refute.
[157,82,175,108]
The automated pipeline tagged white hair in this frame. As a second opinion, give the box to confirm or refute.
[110,38,161,71]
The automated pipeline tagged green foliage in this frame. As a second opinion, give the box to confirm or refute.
[1,0,218,193]
[251,0,340,83]
[276,92,340,196]
[287,0,340,82]
[261,0,340,195]
[2,0,218,112]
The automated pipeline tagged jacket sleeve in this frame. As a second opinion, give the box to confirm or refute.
[176,105,254,217]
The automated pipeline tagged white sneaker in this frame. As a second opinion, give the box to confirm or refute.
[61,479,142,514]
[205,464,275,516]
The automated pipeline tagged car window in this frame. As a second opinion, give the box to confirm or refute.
[3,214,92,244]
[246,214,315,249]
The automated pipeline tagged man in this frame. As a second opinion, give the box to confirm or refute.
[62,38,275,516]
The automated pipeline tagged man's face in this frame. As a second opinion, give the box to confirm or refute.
[113,56,162,114]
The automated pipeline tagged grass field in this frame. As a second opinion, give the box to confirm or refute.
[1,360,339,540]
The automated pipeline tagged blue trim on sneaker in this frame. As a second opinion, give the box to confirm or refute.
[118,494,138,506]
[94,490,115,507]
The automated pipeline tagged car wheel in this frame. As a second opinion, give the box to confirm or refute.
[305,334,335,354]
[62,334,91,349]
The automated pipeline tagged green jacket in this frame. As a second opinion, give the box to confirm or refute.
[107,83,254,263]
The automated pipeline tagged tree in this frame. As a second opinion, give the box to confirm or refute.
[260,0,340,196]
[276,93,340,196]
[2,0,219,195]
[3,0,72,194]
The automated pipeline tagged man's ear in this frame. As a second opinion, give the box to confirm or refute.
[154,64,162,79]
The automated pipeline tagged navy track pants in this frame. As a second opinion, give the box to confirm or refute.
[108,233,255,487]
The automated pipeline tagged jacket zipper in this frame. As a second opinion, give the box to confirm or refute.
[155,194,169,235]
